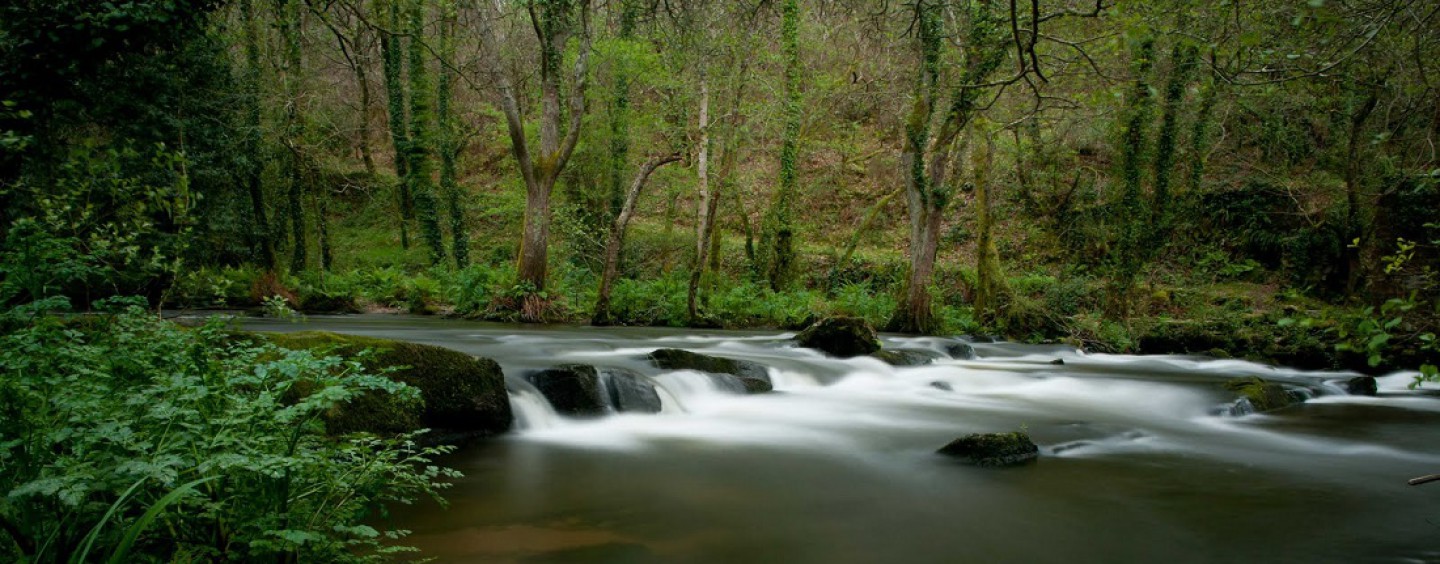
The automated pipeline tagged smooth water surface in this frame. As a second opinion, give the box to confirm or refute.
[232,314,1440,563]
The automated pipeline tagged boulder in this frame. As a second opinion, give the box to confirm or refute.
[263,331,512,438]
[647,348,772,394]
[945,341,977,360]
[871,349,935,367]
[1345,376,1378,396]
[929,381,953,391]
[1224,377,1303,413]
[936,432,1039,467]
[602,368,663,413]
[527,364,607,416]
[795,316,881,358]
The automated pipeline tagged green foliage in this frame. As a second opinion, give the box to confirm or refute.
[1,144,191,306]
[0,310,458,561]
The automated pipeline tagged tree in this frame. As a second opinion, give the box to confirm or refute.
[476,0,594,321]
[592,154,683,325]
[755,0,803,291]
[406,0,446,265]
[377,0,415,250]
[888,0,1008,334]
[437,0,470,268]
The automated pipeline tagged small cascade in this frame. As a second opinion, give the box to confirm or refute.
[1225,397,1256,417]
[650,370,733,412]
[509,388,563,431]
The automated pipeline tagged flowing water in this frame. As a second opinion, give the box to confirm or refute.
[236,314,1440,563]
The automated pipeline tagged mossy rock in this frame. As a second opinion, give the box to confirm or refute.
[937,432,1039,467]
[646,348,772,394]
[263,331,512,437]
[1223,377,1303,413]
[870,349,935,367]
[795,316,881,358]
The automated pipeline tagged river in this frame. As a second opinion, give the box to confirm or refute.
[237,314,1440,563]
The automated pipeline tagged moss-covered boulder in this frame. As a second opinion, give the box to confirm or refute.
[264,331,512,437]
[526,364,607,417]
[1224,377,1303,413]
[795,316,881,358]
[871,349,935,367]
[646,348,772,394]
[936,432,1039,467]
[603,368,663,413]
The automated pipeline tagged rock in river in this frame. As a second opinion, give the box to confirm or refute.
[526,364,607,417]
[647,348,772,394]
[870,349,935,366]
[1224,377,1303,413]
[795,316,881,358]
[937,432,1039,467]
[1345,376,1378,396]
[602,367,664,413]
[263,331,512,438]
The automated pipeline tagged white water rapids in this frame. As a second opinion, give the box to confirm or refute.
[233,314,1440,563]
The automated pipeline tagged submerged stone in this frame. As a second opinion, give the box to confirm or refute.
[527,364,607,417]
[795,316,881,358]
[871,349,935,367]
[945,341,977,360]
[937,432,1039,467]
[263,331,512,438]
[647,348,773,394]
[1224,377,1303,413]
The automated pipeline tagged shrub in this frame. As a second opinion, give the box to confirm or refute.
[0,307,458,562]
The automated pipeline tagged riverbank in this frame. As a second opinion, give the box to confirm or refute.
[166,262,1436,377]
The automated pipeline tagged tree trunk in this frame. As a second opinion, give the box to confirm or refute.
[378,0,412,249]
[1344,89,1378,295]
[593,154,683,325]
[758,0,802,291]
[407,0,445,265]
[974,126,1006,324]
[438,0,468,268]
[280,0,307,273]
[240,0,275,270]
[354,21,378,178]
[478,0,592,320]
[688,75,711,322]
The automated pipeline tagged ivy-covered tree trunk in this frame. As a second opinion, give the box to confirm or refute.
[378,0,413,250]
[757,0,801,291]
[889,0,1006,334]
[406,0,445,265]
[437,0,468,268]
[1107,38,1157,319]
[239,0,275,270]
[1147,44,1199,246]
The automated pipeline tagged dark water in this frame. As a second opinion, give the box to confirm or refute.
[231,314,1440,563]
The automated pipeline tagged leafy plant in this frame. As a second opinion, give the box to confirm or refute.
[0,310,459,561]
